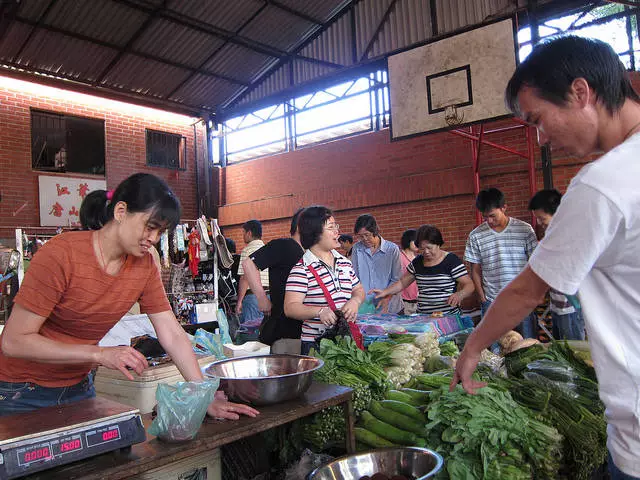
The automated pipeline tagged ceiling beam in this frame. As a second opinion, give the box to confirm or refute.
[360,0,399,62]
[94,0,168,84]
[13,17,250,88]
[267,1,323,25]
[111,0,288,60]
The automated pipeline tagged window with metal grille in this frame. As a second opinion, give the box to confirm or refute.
[31,110,106,175]
[146,129,187,170]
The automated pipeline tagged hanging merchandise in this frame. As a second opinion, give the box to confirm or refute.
[176,224,185,251]
[160,231,170,268]
[211,219,233,269]
[187,228,201,277]
[197,217,212,246]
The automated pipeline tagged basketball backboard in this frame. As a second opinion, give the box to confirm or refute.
[388,18,518,140]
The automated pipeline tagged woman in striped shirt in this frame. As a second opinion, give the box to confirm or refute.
[284,206,365,355]
[373,225,475,315]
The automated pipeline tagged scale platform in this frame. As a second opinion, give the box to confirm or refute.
[0,397,146,479]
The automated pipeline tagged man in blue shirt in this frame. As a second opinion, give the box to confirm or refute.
[351,214,403,314]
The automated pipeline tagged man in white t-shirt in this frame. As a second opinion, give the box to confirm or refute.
[464,188,538,337]
[452,36,640,479]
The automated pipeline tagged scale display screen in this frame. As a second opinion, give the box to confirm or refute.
[86,426,121,447]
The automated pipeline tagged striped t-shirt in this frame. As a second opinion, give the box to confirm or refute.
[285,249,360,342]
[407,253,468,315]
[464,218,537,302]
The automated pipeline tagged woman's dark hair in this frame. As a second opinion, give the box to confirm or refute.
[242,219,262,239]
[338,234,353,244]
[475,188,505,213]
[354,214,379,236]
[415,224,444,248]
[299,205,333,249]
[529,189,562,214]
[290,208,305,236]
[506,36,640,116]
[80,173,181,231]
[400,229,417,250]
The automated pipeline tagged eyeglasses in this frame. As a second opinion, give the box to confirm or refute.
[325,223,340,231]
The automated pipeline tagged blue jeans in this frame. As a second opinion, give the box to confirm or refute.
[240,293,265,324]
[551,310,586,340]
[482,300,538,339]
[609,452,640,480]
[0,375,95,417]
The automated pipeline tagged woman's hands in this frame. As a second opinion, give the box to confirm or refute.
[96,346,148,380]
[341,299,359,322]
[447,292,464,307]
[318,307,337,326]
[207,399,260,420]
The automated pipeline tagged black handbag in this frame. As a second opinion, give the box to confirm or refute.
[258,314,279,345]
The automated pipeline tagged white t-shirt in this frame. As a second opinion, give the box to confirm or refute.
[528,133,640,476]
[464,218,537,302]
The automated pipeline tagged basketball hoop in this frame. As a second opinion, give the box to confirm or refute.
[444,105,464,127]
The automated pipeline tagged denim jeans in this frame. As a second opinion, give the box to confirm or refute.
[0,375,95,417]
[240,293,265,324]
[551,310,586,340]
[481,300,538,339]
[609,452,640,480]
[301,341,318,356]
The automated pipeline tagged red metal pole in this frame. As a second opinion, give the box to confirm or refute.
[450,129,528,158]
[470,126,482,225]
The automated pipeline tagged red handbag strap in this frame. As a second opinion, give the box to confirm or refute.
[307,264,365,350]
[307,264,337,310]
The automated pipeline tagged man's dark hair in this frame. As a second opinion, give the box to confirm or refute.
[354,214,379,236]
[475,188,505,213]
[225,237,236,254]
[400,229,417,250]
[529,189,562,215]
[242,219,262,239]
[298,206,333,249]
[415,224,444,248]
[338,234,353,244]
[506,36,640,116]
[290,208,305,236]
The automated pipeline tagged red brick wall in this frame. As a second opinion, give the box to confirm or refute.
[0,75,206,241]
[221,72,640,258]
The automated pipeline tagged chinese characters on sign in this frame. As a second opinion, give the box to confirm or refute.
[39,176,107,227]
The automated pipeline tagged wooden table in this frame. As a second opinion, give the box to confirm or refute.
[22,382,354,480]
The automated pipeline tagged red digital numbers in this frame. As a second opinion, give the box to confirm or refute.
[22,447,51,463]
[60,439,81,453]
[102,429,119,441]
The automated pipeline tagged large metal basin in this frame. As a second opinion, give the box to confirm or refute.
[203,354,324,406]
[307,447,444,480]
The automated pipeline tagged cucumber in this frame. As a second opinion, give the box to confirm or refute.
[399,388,431,404]
[385,389,421,406]
[354,427,398,448]
[378,400,427,423]
[361,411,418,445]
[369,402,426,436]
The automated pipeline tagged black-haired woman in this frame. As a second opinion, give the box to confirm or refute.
[0,173,258,420]
[374,224,474,316]
[284,206,365,355]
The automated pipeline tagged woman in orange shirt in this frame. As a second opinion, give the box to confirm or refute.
[0,173,258,420]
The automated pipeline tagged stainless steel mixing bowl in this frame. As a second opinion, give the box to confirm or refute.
[203,354,324,406]
[307,447,444,480]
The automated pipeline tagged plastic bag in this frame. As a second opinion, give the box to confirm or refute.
[148,379,220,442]
[283,449,333,480]
[216,308,233,345]
[189,328,226,358]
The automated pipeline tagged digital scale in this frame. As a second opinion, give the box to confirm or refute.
[0,397,146,479]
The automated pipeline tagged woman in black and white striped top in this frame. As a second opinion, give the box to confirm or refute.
[373,225,475,315]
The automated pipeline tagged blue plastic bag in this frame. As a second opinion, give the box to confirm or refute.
[148,379,220,442]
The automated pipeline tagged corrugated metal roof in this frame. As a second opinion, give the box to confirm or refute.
[293,58,335,85]
[0,21,33,62]
[237,63,290,106]
[11,0,52,22]
[101,54,190,97]
[204,43,276,83]
[167,0,265,33]
[132,18,225,70]
[368,0,433,58]
[17,30,117,82]
[45,0,148,48]
[355,0,394,61]
[240,5,316,51]
[168,74,241,108]
[275,0,352,23]
[299,12,355,67]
